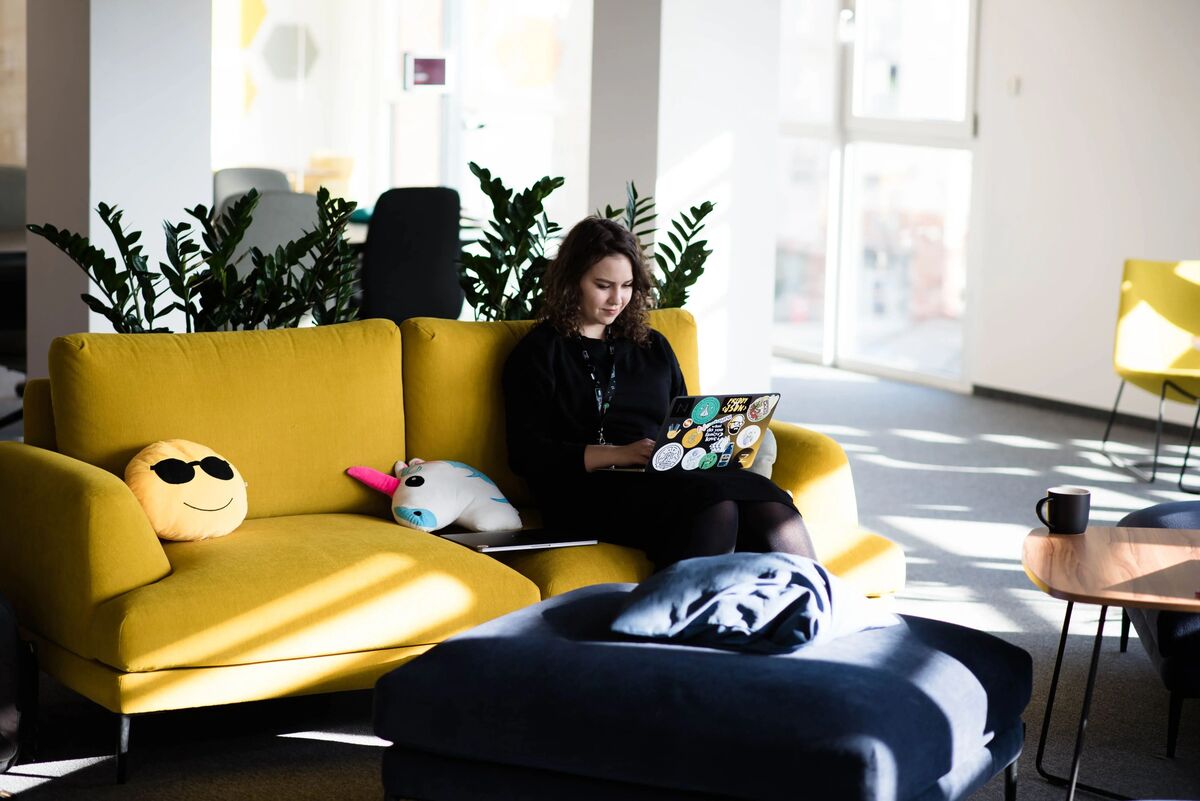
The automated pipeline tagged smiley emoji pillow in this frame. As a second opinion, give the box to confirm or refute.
[125,439,249,541]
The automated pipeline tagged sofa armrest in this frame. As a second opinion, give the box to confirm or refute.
[767,422,906,597]
[0,442,171,657]
[769,421,860,537]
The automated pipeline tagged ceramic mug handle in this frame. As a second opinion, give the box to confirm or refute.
[1035,496,1052,528]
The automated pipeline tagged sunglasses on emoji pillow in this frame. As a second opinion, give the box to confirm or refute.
[125,439,248,541]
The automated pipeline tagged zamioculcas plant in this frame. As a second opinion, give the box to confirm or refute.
[600,182,715,309]
[29,187,359,333]
[458,161,565,322]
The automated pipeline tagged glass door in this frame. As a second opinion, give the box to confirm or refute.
[774,0,978,386]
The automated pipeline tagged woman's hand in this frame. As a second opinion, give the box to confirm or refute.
[584,438,656,471]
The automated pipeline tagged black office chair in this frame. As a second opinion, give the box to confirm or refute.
[1116,500,1200,757]
[359,187,464,325]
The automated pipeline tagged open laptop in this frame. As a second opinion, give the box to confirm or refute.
[613,393,781,473]
[438,527,598,553]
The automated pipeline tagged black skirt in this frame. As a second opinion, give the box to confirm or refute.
[533,468,796,566]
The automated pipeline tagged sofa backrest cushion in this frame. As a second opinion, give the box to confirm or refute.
[400,309,700,507]
[48,320,404,519]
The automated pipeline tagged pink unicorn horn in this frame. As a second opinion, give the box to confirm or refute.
[346,466,400,495]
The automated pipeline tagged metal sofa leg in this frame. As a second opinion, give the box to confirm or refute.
[1167,691,1182,759]
[116,714,131,783]
[1004,757,1018,801]
[1120,609,1130,653]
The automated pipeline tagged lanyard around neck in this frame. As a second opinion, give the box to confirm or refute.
[578,331,617,445]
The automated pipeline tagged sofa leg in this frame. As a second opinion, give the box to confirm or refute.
[116,714,131,784]
[1119,609,1130,653]
[1004,757,1018,801]
[18,640,38,762]
[1167,691,1182,759]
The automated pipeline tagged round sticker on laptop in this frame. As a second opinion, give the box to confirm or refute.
[651,442,685,471]
[691,397,721,425]
[681,448,706,471]
[747,396,772,423]
[736,425,762,449]
[699,453,719,470]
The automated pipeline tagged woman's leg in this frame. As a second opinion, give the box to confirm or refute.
[669,499,740,562]
[737,501,817,560]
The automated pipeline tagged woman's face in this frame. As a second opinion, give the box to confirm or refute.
[577,254,634,334]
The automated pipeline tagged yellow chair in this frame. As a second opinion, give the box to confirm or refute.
[1103,259,1200,491]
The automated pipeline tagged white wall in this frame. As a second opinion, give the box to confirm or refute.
[27,0,211,375]
[657,0,780,393]
[973,0,1200,423]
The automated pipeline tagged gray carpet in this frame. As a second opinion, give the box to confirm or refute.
[2,364,1200,799]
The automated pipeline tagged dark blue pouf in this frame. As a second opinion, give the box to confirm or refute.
[374,585,1031,801]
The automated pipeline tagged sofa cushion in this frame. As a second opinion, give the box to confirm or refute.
[496,542,654,599]
[89,513,541,671]
[375,585,1032,801]
[400,309,700,507]
[48,319,404,520]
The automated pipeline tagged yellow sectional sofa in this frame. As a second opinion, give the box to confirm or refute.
[0,308,903,721]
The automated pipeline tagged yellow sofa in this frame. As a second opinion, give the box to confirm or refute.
[0,309,903,720]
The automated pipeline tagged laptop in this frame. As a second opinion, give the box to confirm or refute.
[614,393,782,473]
[438,528,598,553]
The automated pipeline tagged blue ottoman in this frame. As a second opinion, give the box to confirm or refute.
[374,585,1031,801]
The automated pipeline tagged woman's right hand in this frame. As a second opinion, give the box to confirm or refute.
[619,438,656,467]
[584,439,656,471]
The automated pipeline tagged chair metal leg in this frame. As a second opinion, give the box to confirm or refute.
[1167,691,1182,758]
[1004,756,1018,801]
[116,714,130,784]
[1101,381,1158,482]
[1178,398,1200,494]
[1119,609,1130,653]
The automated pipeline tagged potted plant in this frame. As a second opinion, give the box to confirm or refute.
[28,188,359,333]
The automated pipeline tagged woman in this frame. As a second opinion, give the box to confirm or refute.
[502,216,815,567]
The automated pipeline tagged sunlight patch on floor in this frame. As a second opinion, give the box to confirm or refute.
[1070,439,1150,455]
[890,429,969,444]
[861,454,1038,476]
[979,434,1062,450]
[795,422,870,437]
[911,504,972,512]
[0,756,109,794]
[1052,465,1138,484]
[278,730,390,748]
[881,516,1029,560]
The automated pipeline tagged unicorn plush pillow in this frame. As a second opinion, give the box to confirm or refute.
[346,458,521,533]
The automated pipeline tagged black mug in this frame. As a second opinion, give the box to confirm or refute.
[1035,486,1090,534]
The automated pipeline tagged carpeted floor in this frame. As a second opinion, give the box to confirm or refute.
[2,363,1200,799]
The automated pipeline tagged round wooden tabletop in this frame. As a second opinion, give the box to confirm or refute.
[1023,526,1200,612]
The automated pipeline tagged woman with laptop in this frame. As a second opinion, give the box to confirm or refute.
[502,216,815,568]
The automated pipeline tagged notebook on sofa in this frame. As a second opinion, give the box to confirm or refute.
[611,393,781,473]
[439,528,598,553]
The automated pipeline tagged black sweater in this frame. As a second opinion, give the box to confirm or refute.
[502,322,686,483]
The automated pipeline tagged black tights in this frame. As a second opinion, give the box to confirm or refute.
[670,500,817,563]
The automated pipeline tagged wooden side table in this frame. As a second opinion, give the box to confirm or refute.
[1022,525,1200,801]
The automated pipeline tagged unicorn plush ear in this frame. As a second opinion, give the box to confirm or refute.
[346,466,400,496]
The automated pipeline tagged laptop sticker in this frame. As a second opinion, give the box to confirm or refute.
[652,443,685,471]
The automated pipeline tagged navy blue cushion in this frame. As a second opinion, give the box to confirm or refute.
[375,585,1031,801]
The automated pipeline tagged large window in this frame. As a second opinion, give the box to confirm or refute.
[774,0,977,385]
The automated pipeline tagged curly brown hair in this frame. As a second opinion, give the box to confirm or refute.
[540,216,654,345]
